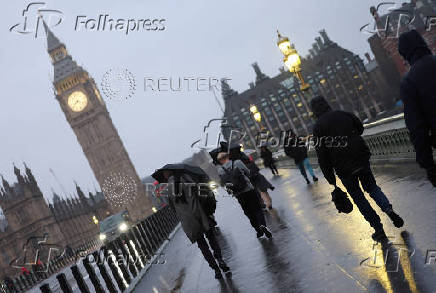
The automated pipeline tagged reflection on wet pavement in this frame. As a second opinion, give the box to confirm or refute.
[134,164,436,293]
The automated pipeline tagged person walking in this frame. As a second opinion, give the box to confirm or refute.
[284,130,318,184]
[161,169,230,279]
[238,150,274,210]
[260,146,279,175]
[217,152,273,238]
[398,29,436,187]
[310,96,404,242]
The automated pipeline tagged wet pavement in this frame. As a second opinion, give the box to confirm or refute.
[133,163,436,293]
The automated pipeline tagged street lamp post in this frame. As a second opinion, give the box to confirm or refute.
[277,30,310,91]
[249,105,265,130]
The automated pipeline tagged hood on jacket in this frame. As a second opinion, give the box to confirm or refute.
[398,29,432,65]
[310,96,332,119]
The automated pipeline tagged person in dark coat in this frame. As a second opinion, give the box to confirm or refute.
[284,130,318,184]
[398,29,436,187]
[217,152,272,238]
[162,170,230,279]
[238,151,274,209]
[310,96,404,242]
[260,146,279,175]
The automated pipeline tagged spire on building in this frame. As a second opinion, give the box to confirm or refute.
[42,17,85,84]
[221,79,238,100]
[1,176,13,196]
[24,162,36,185]
[319,29,333,46]
[13,164,25,186]
[42,18,64,53]
[251,62,269,85]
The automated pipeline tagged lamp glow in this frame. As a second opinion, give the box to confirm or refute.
[119,222,128,232]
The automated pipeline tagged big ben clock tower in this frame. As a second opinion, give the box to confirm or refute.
[42,21,152,221]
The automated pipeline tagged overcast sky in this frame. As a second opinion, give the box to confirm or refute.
[0,0,393,201]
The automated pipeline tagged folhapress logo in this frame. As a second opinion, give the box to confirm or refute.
[10,2,64,38]
[75,15,166,35]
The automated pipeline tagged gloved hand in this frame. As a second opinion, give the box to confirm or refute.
[426,166,436,187]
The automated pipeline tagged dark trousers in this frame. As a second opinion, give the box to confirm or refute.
[268,162,279,175]
[197,229,222,270]
[340,164,392,231]
[236,189,267,231]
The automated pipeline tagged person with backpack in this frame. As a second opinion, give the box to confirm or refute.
[160,169,230,279]
[310,96,404,242]
[284,130,318,184]
[217,152,272,238]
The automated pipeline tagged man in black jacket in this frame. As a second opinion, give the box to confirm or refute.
[398,29,436,187]
[310,96,404,242]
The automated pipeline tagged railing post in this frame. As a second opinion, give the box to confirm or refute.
[140,221,158,252]
[128,229,148,266]
[137,222,155,255]
[56,273,73,293]
[144,218,161,250]
[40,283,53,293]
[114,237,137,279]
[123,232,143,272]
[82,254,105,293]
[92,250,117,293]
[105,242,128,291]
[149,214,166,243]
[71,264,90,293]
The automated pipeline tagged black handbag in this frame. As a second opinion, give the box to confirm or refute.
[331,187,353,214]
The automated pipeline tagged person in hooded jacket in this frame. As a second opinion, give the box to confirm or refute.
[162,170,230,279]
[310,96,404,242]
[260,146,279,175]
[283,130,318,184]
[398,29,436,187]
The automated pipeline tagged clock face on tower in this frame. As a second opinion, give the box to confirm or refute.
[67,91,88,112]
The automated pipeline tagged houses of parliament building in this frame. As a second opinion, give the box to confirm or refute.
[0,164,109,279]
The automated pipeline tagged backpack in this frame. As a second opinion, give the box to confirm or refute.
[222,161,248,194]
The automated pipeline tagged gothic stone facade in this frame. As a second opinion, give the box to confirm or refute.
[43,22,152,221]
[0,165,108,279]
[222,30,391,150]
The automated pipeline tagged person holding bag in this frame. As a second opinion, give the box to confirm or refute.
[310,96,404,242]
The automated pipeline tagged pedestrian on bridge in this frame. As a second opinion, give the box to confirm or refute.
[260,146,279,175]
[159,169,230,279]
[398,29,436,188]
[217,152,273,239]
[283,130,319,184]
[310,96,404,242]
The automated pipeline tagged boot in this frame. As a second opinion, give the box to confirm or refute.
[371,228,387,242]
[260,225,273,239]
[313,176,318,182]
[256,227,264,238]
[387,210,404,228]
[305,177,310,185]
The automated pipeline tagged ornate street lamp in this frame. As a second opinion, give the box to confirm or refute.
[250,105,262,123]
[277,30,310,91]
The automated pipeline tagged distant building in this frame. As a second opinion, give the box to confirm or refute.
[222,30,393,149]
[368,0,436,76]
[0,164,108,279]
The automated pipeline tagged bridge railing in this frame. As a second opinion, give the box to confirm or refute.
[1,205,179,293]
[275,126,421,168]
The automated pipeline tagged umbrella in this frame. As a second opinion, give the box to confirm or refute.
[152,163,210,183]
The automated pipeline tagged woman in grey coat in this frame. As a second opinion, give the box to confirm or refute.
[162,170,230,279]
